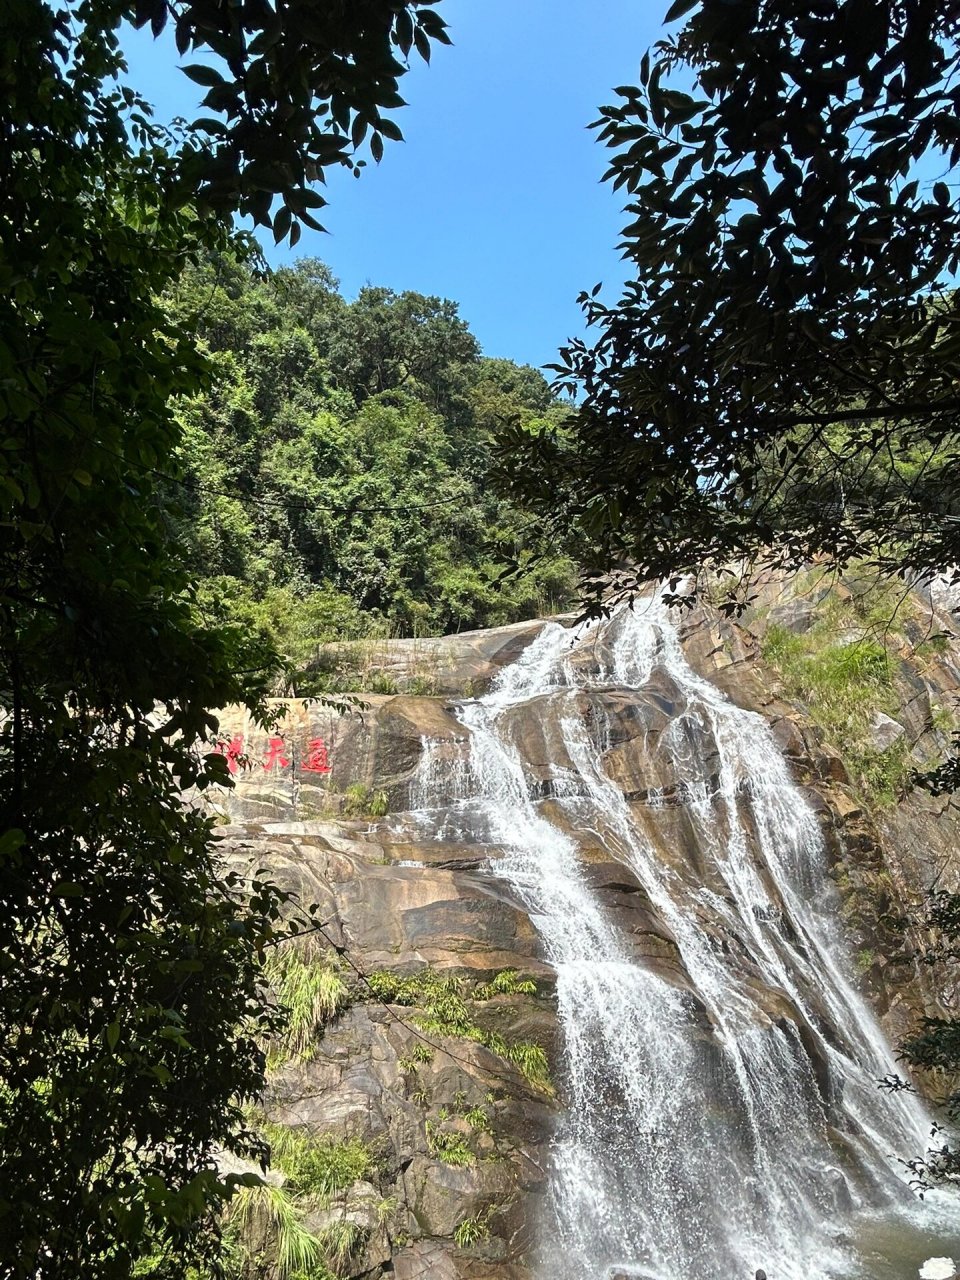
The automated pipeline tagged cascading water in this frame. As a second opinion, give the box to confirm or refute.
[402,595,955,1280]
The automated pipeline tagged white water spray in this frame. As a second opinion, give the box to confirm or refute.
[404,596,948,1280]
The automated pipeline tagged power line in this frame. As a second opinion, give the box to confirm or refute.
[273,893,555,1099]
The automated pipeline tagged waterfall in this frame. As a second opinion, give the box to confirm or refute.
[405,596,952,1280]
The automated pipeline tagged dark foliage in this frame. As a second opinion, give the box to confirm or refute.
[0,1,449,1274]
[498,0,960,612]
[125,0,450,240]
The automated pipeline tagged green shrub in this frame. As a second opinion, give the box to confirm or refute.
[259,1122,377,1198]
[316,1219,368,1267]
[367,970,474,1037]
[342,783,389,818]
[375,1195,397,1224]
[855,948,876,973]
[406,675,438,696]
[366,968,552,1090]
[761,622,806,666]
[858,739,912,806]
[264,947,350,1066]
[504,1041,551,1088]
[368,673,400,695]
[230,1183,326,1280]
[463,1106,490,1132]
[846,571,917,631]
[761,614,911,805]
[475,969,537,1000]
[453,1212,492,1249]
[426,1122,474,1167]
[816,637,890,687]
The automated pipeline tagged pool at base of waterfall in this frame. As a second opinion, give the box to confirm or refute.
[847,1202,960,1280]
[593,1206,960,1280]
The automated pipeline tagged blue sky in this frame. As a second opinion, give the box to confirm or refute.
[121,1,666,370]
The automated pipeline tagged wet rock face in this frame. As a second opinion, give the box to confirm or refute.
[209,578,960,1276]
[217,822,557,1279]
[695,573,960,1055]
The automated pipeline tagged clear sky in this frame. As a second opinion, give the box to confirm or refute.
[120,1,667,370]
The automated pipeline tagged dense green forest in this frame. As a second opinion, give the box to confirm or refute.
[164,258,576,687]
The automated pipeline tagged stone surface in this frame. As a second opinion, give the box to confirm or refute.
[216,820,558,1280]
[309,618,561,698]
[205,568,960,1277]
[869,711,907,752]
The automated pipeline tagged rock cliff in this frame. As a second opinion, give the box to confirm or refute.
[208,573,960,1279]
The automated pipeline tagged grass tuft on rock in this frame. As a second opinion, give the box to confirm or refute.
[342,782,389,818]
[475,969,537,1000]
[264,946,350,1067]
[259,1121,377,1198]
[230,1183,328,1280]
[426,1121,475,1167]
[453,1211,492,1249]
[316,1219,368,1268]
[366,968,552,1090]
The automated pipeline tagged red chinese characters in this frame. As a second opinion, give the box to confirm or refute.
[211,732,333,774]
[262,737,291,771]
[213,734,245,775]
[302,737,331,774]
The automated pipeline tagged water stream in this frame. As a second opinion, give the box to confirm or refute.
[405,596,955,1279]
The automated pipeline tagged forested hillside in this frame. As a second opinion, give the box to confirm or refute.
[164,259,576,686]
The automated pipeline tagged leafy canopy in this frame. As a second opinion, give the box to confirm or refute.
[163,257,576,684]
[0,1,449,1275]
[499,0,960,611]
[125,0,450,241]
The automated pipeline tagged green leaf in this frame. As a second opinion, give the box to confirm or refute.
[414,27,431,63]
[664,0,700,21]
[181,63,226,88]
[378,117,404,143]
[0,829,25,859]
[272,205,292,243]
[51,882,84,898]
[661,90,701,122]
[394,8,414,55]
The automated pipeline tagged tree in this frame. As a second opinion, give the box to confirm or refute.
[498,0,960,613]
[0,1,450,1274]
[323,285,481,423]
[161,258,576,662]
